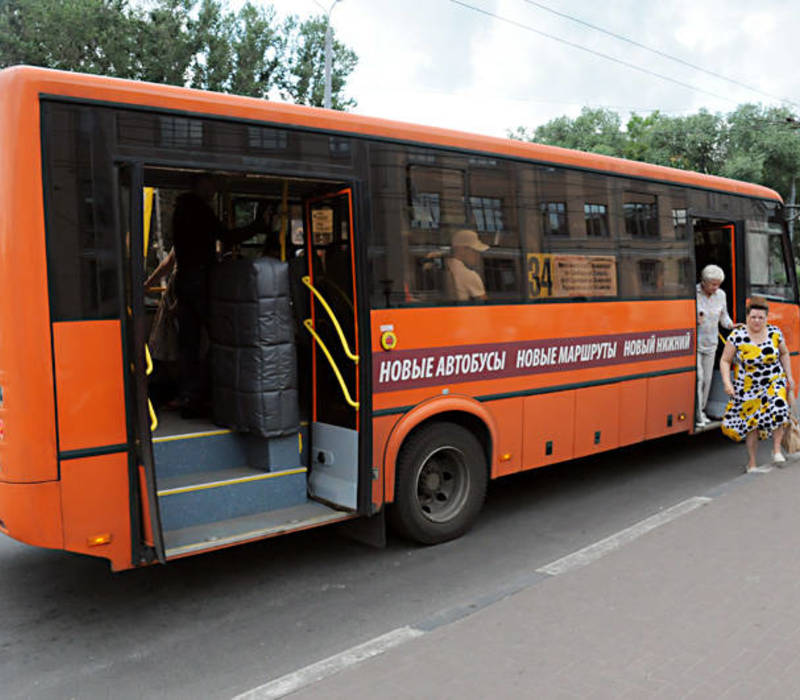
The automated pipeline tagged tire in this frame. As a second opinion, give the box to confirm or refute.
[388,421,488,544]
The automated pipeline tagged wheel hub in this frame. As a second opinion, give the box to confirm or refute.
[415,447,470,523]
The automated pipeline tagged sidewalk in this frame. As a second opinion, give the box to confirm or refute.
[282,461,800,699]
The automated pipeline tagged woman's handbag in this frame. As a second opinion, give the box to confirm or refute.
[782,408,800,455]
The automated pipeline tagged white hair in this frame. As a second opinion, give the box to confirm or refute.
[701,264,725,283]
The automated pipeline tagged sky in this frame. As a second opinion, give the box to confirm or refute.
[251,0,799,138]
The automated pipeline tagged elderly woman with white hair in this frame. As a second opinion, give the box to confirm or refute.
[696,263,733,426]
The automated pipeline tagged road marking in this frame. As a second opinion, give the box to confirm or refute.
[536,496,712,576]
[232,626,424,700]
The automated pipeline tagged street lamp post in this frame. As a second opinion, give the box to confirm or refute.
[314,0,342,109]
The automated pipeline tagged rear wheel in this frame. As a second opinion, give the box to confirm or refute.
[388,422,487,544]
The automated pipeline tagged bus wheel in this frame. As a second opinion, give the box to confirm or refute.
[389,422,487,544]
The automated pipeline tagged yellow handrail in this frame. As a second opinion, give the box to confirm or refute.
[148,399,158,431]
[302,276,359,363]
[144,344,157,430]
[303,318,359,409]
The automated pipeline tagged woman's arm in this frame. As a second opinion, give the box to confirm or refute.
[144,248,176,287]
[720,340,736,397]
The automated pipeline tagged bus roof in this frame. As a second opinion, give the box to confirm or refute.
[1,65,783,203]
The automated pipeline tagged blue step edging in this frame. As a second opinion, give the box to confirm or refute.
[158,469,308,532]
[153,431,301,479]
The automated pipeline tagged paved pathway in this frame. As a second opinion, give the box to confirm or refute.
[243,458,800,699]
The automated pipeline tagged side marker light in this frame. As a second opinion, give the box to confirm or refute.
[87,533,112,547]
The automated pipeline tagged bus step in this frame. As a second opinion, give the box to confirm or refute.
[157,466,307,532]
[163,501,353,558]
[152,429,302,479]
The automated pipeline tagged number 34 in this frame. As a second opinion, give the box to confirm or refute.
[527,254,553,298]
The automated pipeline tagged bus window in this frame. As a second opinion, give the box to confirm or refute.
[747,221,794,301]
[369,145,524,306]
[617,182,693,299]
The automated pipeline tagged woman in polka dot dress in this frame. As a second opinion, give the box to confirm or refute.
[720,296,796,471]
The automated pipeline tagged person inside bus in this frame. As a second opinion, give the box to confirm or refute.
[720,296,795,470]
[446,228,489,302]
[696,263,733,427]
[172,174,267,418]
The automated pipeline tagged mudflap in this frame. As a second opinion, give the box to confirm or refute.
[336,509,386,548]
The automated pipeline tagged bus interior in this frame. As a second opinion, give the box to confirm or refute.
[693,217,738,424]
[136,167,361,559]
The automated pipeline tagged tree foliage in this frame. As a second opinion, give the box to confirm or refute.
[0,0,358,109]
[510,104,800,201]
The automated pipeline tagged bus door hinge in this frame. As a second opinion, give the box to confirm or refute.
[372,467,380,481]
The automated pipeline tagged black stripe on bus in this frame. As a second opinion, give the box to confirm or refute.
[371,365,696,418]
[38,94,783,205]
[59,444,129,461]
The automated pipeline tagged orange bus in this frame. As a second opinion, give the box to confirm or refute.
[0,66,797,571]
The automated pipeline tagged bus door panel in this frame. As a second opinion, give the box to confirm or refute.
[304,188,360,511]
[693,219,743,422]
[117,164,165,562]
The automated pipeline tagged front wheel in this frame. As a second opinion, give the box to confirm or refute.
[388,422,488,544]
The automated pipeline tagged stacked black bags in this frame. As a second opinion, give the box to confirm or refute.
[209,257,300,437]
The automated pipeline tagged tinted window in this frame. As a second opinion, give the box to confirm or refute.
[368,145,523,306]
[42,101,356,320]
[623,192,658,237]
[617,181,692,299]
[747,218,794,301]
[41,102,120,320]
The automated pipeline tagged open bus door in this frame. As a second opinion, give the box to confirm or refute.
[693,219,746,423]
[303,188,360,511]
[117,164,165,564]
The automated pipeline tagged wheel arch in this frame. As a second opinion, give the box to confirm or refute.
[382,395,496,504]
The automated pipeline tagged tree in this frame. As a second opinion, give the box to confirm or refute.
[723,104,800,197]
[0,0,136,76]
[529,107,625,157]
[0,0,358,109]
[510,104,800,201]
[280,15,358,110]
[131,0,196,86]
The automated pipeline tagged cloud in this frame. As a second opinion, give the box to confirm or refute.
[241,0,799,136]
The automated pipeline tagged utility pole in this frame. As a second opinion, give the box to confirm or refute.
[789,177,796,249]
[314,0,342,109]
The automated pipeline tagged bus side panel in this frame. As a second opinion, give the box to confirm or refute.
[52,321,127,452]
[618,379,648,446]
[574,384,621,458]
[769,302,800,353]
[0,481,63,549]
[60,453,132,571]
[768,302,800,399]
[490,397,524,477]
[522,391,576,469]
[645,373,694,439]
[372,415,396,508]
[0,69,58,484]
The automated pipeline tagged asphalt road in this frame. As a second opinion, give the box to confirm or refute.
[1,429,751,699]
